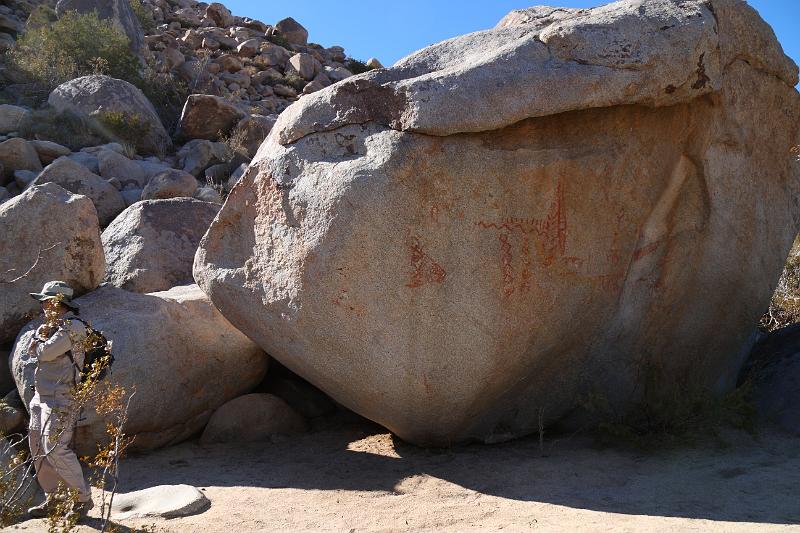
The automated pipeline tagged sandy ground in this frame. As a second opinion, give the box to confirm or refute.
[7,414,800,533]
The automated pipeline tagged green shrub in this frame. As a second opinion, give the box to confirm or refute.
[130,0,157,34]
[95,111,151,151]
[346,59,373,75]
[138,66,189,135]
[282,72,306,91]
[8,10,141,97]
[267,33,292,50]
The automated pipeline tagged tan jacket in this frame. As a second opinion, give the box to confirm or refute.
[33,313,86,401]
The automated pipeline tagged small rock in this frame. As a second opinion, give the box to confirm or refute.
[107,177,122,190]
[200,393,308,444]
[236,38,259,58]
[0,138,42,185]
[13,169,36,189]
[216,53,242,73]
[194,186,223,204]
[98,150,147,189]
[205,2,234,28]
[226,163,248,191]
[82,142,125,155]
[111,485,209,520]
[275,17,308,46]
[288,53,317,81]
[29,140,71,165]
[121,188,142,207]
[141,169,198,200]
[177,139,232,177]
[366,57,384,69]
[303,80,326,95]
[273,84,297,98]
[176,94,245,141]
[67,152,100,174]
[325,65,353,83]
[0,104,29,134]
[203,163,230,185]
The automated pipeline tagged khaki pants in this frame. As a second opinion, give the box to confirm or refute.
[28,394,91,503]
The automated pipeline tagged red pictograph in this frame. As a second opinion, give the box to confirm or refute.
[475,180,568,298]
[406,235,447,289]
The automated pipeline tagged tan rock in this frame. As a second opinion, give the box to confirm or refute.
[275,17,307,46]
[194,0,800,446]
[176,94,245,141]
[0,138,42,185]
[29,140,70,165]
[141,169,198,200]
[200,393,307,444]
[0,183,104,344]
[102,198,219,293]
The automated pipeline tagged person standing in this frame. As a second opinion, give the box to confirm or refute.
[25,281,93,520]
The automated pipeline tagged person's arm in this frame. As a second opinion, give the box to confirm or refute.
[35,327,73,362]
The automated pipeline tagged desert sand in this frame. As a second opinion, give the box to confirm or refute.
[6,413,800,533]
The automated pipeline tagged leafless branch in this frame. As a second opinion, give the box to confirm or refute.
[0,243,61,284]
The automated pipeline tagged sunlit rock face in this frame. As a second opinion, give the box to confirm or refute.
[194,0,800,446]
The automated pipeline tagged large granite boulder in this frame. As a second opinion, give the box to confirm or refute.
[102,198,219,293]
[48,76,171,156]
[11,285,269,454]
[31,157,126,226]
[0,183,105,344]
[55,0,145,56]
[194,0,800,446]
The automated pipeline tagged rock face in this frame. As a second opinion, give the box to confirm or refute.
[31,157,126,226]
[0,183,104,344]
[48,76,170,156]
[102,199,219,293]
[55,0,145,56]
[194,0,800,446]
[200,393,307,444]
[11,285,269,454]
[0,105,30,134]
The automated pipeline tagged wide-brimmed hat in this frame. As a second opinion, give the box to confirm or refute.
[29,281,79,311]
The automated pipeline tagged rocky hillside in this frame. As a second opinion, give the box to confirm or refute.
[0,0,382,208]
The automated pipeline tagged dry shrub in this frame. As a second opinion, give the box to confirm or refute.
[761,235,800,332]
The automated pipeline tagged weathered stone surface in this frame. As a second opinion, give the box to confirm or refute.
[121,188,142,207]
[273,0,798,145]
[195,0,800,446]
[0,138,42,185]
[12,285,269,454]
[29,140,70,165]
[0,183,104,344]
[98,149,147,189]
[141,169,198,200]
[56,0,145,56]
[0,389,25,434]
[111,485,210,520]
[176,94,245,141]
[31,157,126,226]
[48,76,171,156]
[194,186,222,204]
[0,105,29,134]
[102,199,219,293]
[275,17,307,46]
[200,393,307,444]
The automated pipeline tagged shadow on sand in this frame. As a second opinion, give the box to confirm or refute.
[109,412,800,527]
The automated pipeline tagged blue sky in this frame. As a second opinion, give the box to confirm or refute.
[224,1,798,70]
